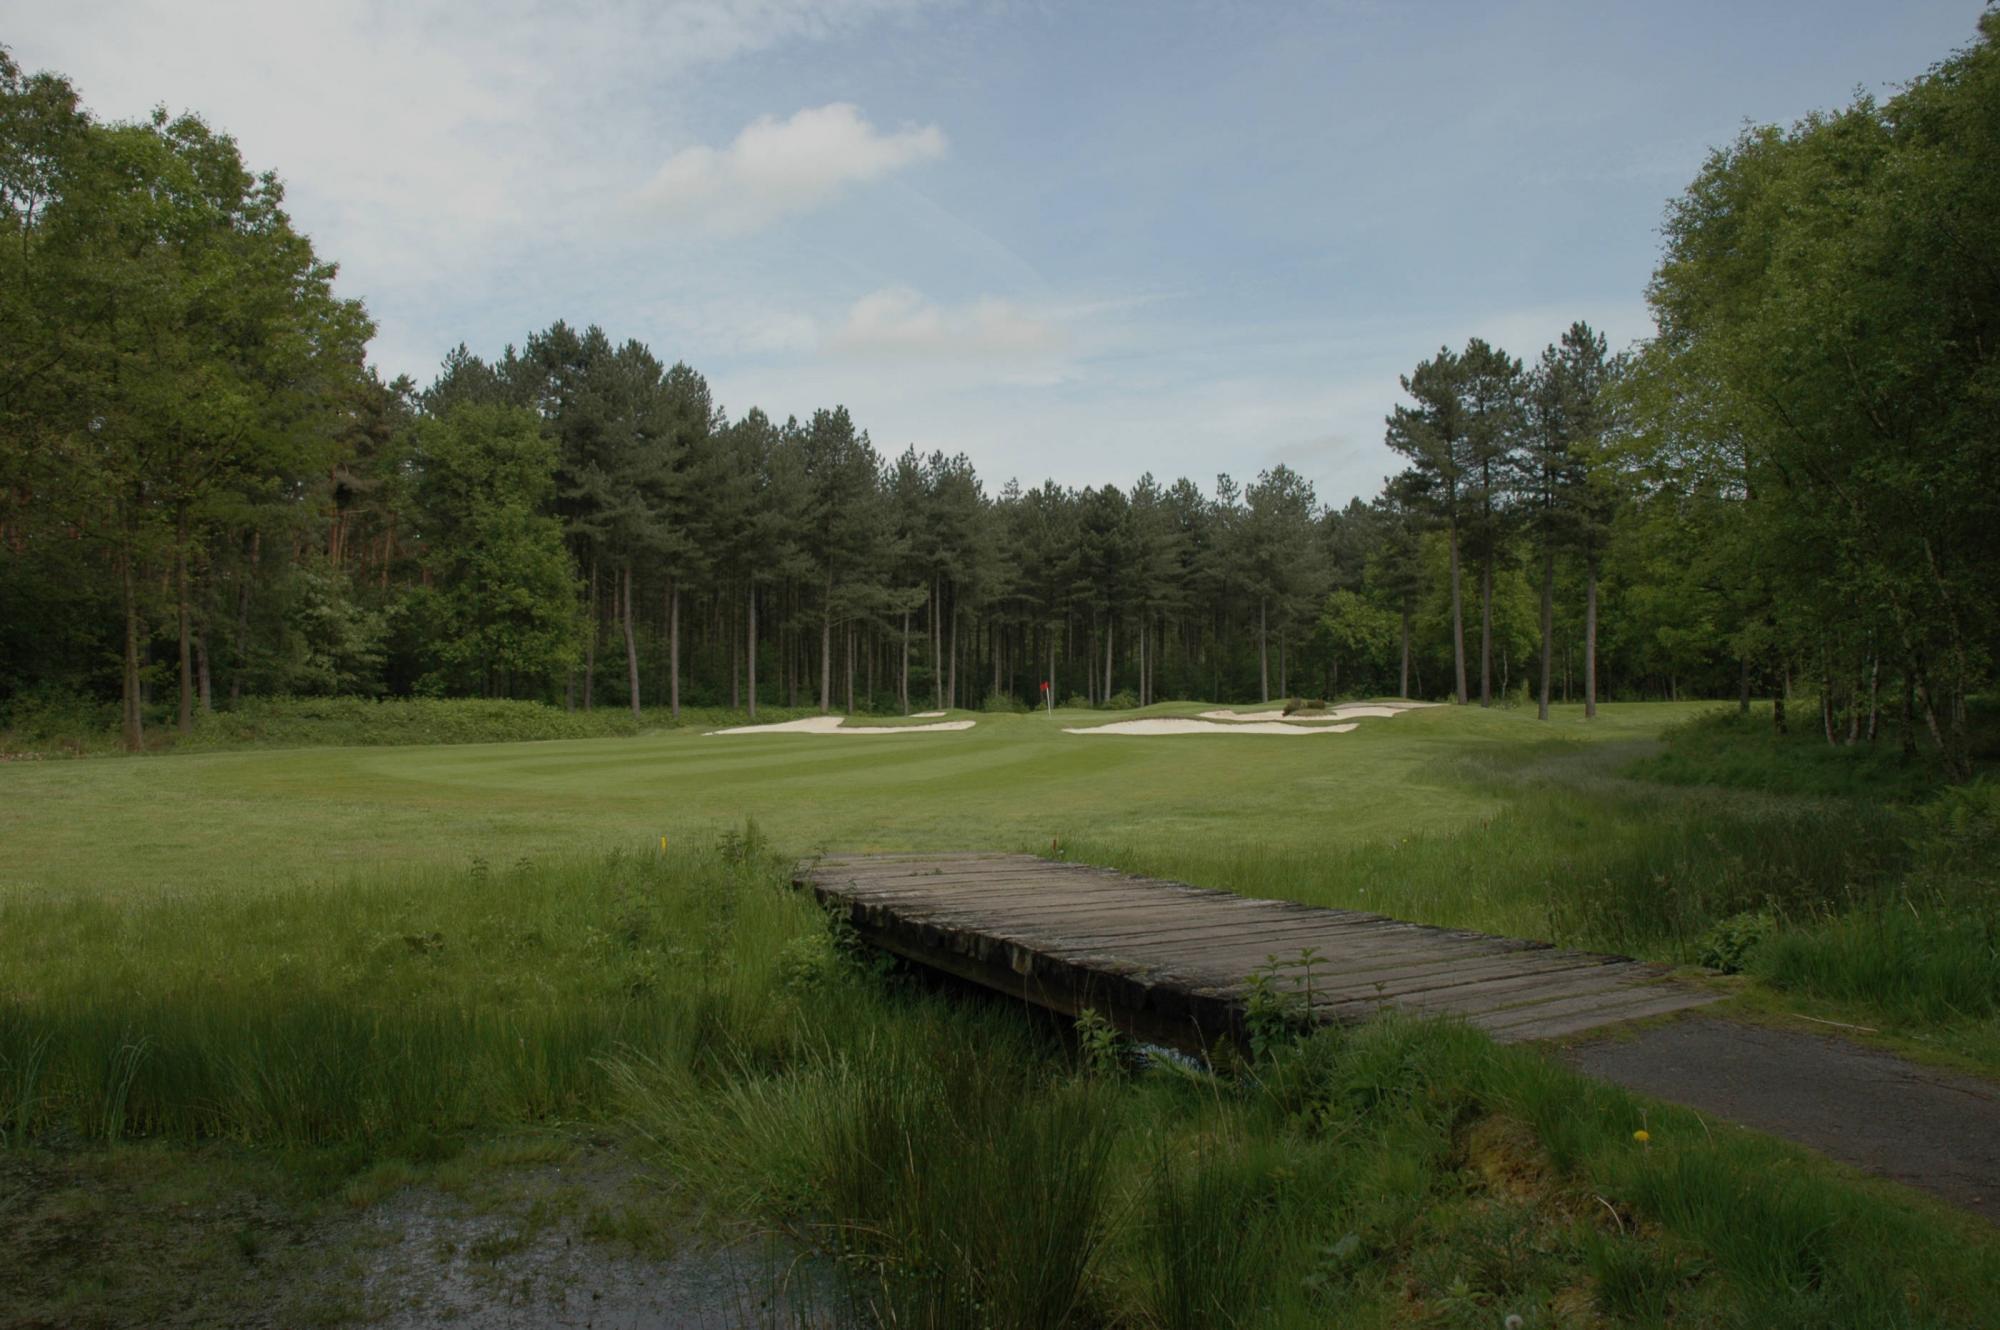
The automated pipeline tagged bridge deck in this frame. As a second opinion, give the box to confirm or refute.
[795,852,1719,1048]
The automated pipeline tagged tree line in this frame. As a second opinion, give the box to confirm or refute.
[4,15,1995,766]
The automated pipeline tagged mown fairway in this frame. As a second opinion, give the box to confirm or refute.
[3,701,1701,906]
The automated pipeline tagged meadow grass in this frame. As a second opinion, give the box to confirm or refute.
[5,697,1997,1324]
[8,844,1997,1327]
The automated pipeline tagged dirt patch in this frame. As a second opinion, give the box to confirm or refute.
[1563,1016,2000,1220]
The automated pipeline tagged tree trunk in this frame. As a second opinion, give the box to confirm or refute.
[1864,656,1880,743]
[746,583,758,720]
[1400,604,1412,699]
[1047,632,1056,712]
[668,580,680,721]
[1478,554,1493,708]
[176,512,193,736]
[1537,546,1553,721]
[1901,667,1918,759]
[230,533,255,705]
[901,609,910,714]
[119,541,144,752]
[1448,523,1468,705]
[622,565,642,719]
[1258,597,1269,703]
[196,629,212,715]
[948,599,960,710]
[820,573,834,713]
[583,558,598,710]
[1583,557,1598,720]
[1139,617,1148,706]
[932,579,944,711]
[1104,616,1115,701]
[1738,656,1751,716]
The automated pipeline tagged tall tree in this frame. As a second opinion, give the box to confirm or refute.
[1386,347,1472,704]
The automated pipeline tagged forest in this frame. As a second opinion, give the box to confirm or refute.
[3,14,1996,773]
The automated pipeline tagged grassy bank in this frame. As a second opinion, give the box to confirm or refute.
[4,846,1996,1327]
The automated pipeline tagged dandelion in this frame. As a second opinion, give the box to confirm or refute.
[1504,1316,1525,1330]
[1633,1129,1650,1144]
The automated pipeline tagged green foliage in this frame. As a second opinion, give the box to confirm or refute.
[409,405,581,698]
[1634,707,1959,802]
[1103,688,1140,710]
[1073,1007,1127,1077]
[981,688,1029,714]
[1696,910,1776,974]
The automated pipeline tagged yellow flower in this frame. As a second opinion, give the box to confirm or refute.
[1633,1129,1651,1144]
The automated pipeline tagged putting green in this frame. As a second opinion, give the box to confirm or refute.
[0,701,1711,900]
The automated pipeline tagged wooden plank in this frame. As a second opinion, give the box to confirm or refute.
[793,854,1717,1050]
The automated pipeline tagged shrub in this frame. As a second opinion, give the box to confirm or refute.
[1695,910,1775,974]
[1282,698,1327,716]
[981,689,1029,714]
[1104,689,1139,711]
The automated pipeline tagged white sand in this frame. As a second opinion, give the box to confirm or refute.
[1064,719,1359,737]
[709,716,976,736]
[911,710,948,718]
[1199,705,1405,723]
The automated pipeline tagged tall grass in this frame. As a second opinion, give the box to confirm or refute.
[0,840,821,1150]
[6,843,2000,1324]
[1061,739,1911,963]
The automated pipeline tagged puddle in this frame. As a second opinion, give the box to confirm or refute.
[356,1174,846,1328]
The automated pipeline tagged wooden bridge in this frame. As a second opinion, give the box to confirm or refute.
[795,852,1719,1049]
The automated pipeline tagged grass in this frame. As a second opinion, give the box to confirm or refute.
[8,844,1996,1327]
[5,696,1998,1324]
[0,700,1703,901]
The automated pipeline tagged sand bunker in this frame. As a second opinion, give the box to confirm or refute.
[1199,705,1407,723]
[710,716,976,736]
[911,710,949,718]
[1065,719,1359,737]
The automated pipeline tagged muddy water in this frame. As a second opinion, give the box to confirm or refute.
[358,1183,848,1328]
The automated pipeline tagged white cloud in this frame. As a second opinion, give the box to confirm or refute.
[639,105,946,232]
[827,286,1060,360]
[8,2,938,291]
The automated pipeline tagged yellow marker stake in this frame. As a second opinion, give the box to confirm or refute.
[660,836,668,853]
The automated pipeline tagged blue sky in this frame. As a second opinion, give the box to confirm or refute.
[15,1,1987,505]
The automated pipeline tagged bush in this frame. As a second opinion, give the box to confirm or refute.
[181,696,644,749]
[1282,698,1327,716]
[0,685,118,753]
[981,689,1029,714]
[1633,706,1954,801]
[1104,689,1139,711]
[1695,910,1775,974]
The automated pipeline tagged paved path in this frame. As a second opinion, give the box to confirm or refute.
[1566,1017,2000,1221]
[796,852,1719,1048]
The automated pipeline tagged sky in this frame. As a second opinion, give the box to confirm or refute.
[11,1,1987,506]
